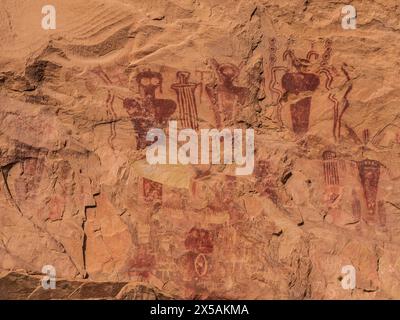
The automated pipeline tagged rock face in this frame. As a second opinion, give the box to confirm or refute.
[1,0,400,299]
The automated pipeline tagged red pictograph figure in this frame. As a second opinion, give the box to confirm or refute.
[363,129,370,145]
[184,227,214,254]
[319,41,353,142]
[254,160,279,204]
[123,98,154,150]
[322,150,340,185]
[195,70,212,104]
[123,70,177,150]
[13,155,45,206]
[171,71,200,130]
[22,157,45,190]
[126,246,156,279]
[268,38,352,141]
[351,189,361,221]
[48,195,65,221]
[205,59,249,128]
[336,65,352,141]
[194,254,208,277]
[268,37,286,125]
[289,96,314,135]
[142,177,162,205]
[183,228,214,278]
[377,200,386,227]
[191,175,245,223]
[271,38,320,134]
[357,159,381,217]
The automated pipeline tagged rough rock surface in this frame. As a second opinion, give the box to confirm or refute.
[1,0,400,299]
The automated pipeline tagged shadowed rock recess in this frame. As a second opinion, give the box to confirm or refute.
[1,0,400,299]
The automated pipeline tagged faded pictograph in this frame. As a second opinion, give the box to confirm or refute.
[371,115,400,150]
[205,59,250,128]
[142,177,163,206]
[182,227,214,280]
[125,245,156,280]
[14,156,45,200]
[190,174,246,223]
[254,159,279,204]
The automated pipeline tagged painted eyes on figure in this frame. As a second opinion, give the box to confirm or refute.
[218,65,239,79]
[151,77,160,86]
[140,78,150,86]
[220,67,235,77]
[140,77,160,86]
